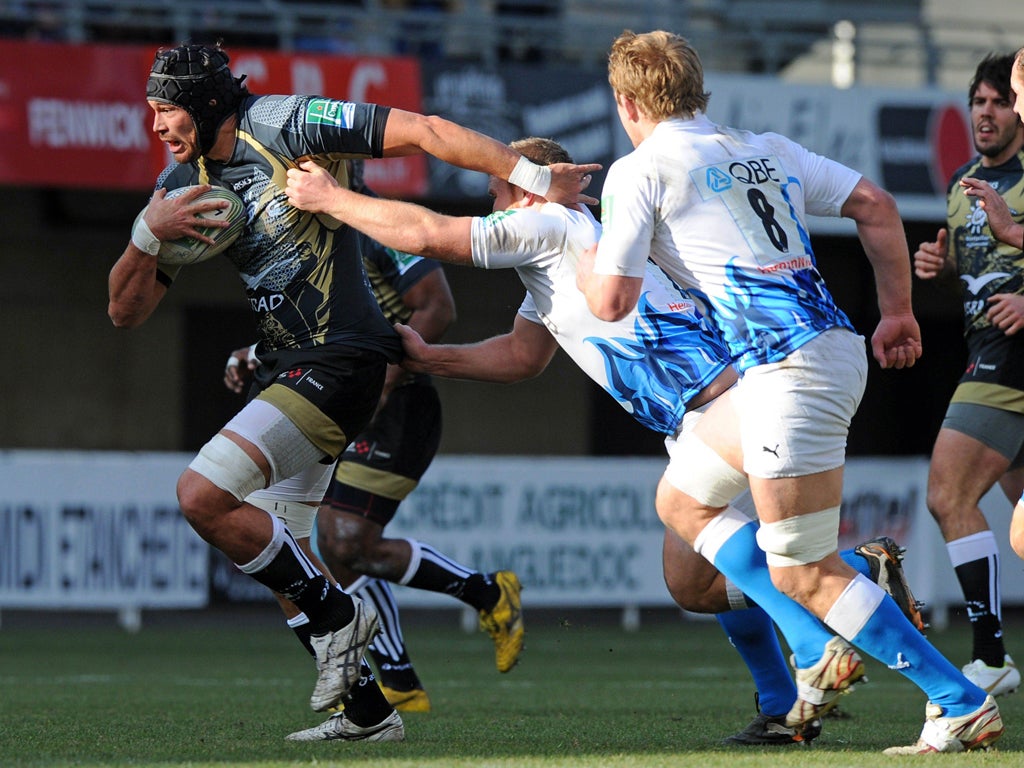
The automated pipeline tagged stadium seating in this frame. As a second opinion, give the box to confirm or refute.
[2,0,1022,85]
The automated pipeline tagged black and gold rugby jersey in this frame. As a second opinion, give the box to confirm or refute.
[360,234,441,326]
[947,149,1024,335]
[156,94,401,361]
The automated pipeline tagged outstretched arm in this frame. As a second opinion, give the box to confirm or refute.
[396,313,558,383]
[286,161,474,264]
[841,177,922,369]
[381,109,600,206]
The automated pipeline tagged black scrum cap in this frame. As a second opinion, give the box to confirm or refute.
[147,44,248,155]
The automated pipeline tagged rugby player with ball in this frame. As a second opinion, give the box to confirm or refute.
[108,42,598,741]
[131,184,246,267]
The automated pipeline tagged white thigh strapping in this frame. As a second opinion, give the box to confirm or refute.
[664,418,748,507]
[731,329,867,479]
[189,433,266,502]
[223,399,327,487]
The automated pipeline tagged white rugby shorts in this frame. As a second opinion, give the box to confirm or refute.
[732,328,867,479]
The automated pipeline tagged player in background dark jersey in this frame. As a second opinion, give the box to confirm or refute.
[107,43,596,741]
[913,53,1024,698]
[956,170,1024,572]
[320,165,523,700]
[958,47,1024,564]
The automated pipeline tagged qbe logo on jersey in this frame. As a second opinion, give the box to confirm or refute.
[305,99,355,129]
[690,155,811,270]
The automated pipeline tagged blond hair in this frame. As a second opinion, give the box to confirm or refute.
[509,136,574,166]
[607,29,709,121]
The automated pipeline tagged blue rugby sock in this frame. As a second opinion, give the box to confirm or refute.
[717,607,796,717]
[827,575,987,717]
[696,509,835,669]
[841,547,870,578]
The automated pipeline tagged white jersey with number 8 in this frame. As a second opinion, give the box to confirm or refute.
[593,113,862,372]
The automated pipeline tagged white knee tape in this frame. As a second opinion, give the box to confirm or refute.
[237,512,285,574]
[189,433,266,502]
[824,573,885,639]
[692,506,752,564]
[246,496,318,539]
[724,579,750,611]
[664,435,748,507]
[755,506,840,567]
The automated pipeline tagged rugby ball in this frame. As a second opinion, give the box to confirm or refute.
[135,185,246,266]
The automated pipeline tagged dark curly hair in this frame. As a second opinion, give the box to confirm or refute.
[969,52,1015,103]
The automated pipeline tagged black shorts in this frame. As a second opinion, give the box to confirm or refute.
[251,346,388,461]
[952,327,1024,414]
[322,377,442,527]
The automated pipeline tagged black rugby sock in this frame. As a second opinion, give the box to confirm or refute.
[340,663,395,726]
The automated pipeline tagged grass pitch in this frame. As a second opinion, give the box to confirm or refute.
[2,607,1023,767]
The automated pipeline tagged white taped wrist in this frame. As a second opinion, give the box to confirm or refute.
[508,155,552,197]
[131,216,161,256]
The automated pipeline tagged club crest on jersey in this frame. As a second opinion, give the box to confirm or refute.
[306,99,354,128]
[966,201,988,236]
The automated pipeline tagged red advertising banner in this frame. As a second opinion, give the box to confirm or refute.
[0,40,426,195]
